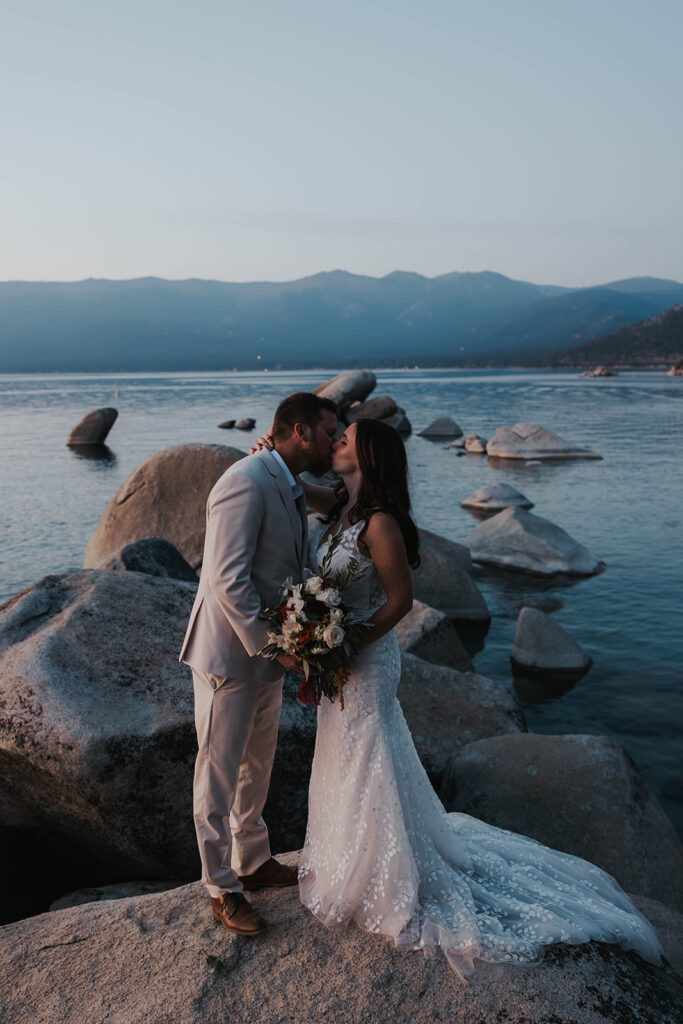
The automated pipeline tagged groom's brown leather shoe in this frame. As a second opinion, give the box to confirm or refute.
[211,892,267,935]
[238,857,298,891]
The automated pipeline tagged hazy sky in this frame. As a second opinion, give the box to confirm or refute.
[2,0,681,286]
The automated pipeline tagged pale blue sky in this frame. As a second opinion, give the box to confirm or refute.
[2,0,681,285]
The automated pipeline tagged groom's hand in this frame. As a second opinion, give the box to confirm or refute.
[275,653,306,675]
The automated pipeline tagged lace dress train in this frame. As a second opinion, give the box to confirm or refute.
[298,522,664,981]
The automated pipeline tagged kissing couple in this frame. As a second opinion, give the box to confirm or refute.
[180,391,663,981]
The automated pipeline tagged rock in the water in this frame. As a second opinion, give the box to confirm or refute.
[345,394,397,424]
[1,874,678,1024]
[413,528,490,622]
[461,482,534,512]
[452,437,466,448]
[419,417,463,438]
[580,366,618,377]
[217,419,235,429]
[666,358,683,376]
[465,434,487,454]
[441,733,683,911]
[395,600,473,672]
[466,506,603,577]
[0,571,315,894]
[83,444,245,571]
[486,422,601,460]
[382,406,412,434]
[66,407,118,446]
[511,606,592,677]
[96,537,199,582]
[50,880,181,911]
[312,370,376,412]
[235,417,256,430]
[399,653,525,783]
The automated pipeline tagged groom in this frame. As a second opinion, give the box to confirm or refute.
[179,392,338,935]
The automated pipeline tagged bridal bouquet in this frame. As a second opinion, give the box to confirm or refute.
[259,527,372,709]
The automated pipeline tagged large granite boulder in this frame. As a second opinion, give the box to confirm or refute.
[96,537,198,582]
[413,528,490,622]
[312,370,376,412]
[83,444,245,571]
[511,606,592,677]
[383,406,412,434]
[345,394,397,424]
[66,407,118,446]
[0,571,315,895]
[487,422,601,460]
[1,875,679,1024]
[395,600,473,672]
[419,417,463,438]
[441,733,683,911]
[628,893,683,977]
[466,507,603,577]
[399,653,525,783]
[461,482,534,513]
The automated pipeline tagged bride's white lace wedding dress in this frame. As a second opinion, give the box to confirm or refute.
[298,520,664,980]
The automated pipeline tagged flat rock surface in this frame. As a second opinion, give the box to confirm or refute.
[511,606,592,674]
[83,443,245,570]
[461,482,533,512]
[1,870,680,1024]
[395,600,474,672]
[441,733,683,912]
[413,528,490,621]
[487,422,601,460]
[466,506,603,576]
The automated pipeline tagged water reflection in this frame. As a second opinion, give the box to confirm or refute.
[513,671,583,705]
[67,443,117,464]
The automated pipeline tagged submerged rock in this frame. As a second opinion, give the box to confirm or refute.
[235,417,256,430]
[1,873,679,1024]
[486,422,601,460]
[461,482,534,513]
[217,419,236,429]
[419,417,463,439]
[441,732,683,911]
[83,443,245,571]
[466,507,603,577]
[96,537,199,582]
[312,370,376,412]
[413,528,490,622]
[395,599,473,672]
[399,653,525,783]
[66,407,118,446]
[345,394,397,424]
[511,607,592,677]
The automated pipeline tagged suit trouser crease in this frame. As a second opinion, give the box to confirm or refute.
[192,668,283,897]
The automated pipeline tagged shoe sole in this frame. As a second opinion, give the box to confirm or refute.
[212,911,267,936]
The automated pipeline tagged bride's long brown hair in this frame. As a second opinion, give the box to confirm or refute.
[328,418,420,568]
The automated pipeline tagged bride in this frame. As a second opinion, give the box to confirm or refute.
[259,417,664,980]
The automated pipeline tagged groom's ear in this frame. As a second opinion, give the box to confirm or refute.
[293,422,313,445]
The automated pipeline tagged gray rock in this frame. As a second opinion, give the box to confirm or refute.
[511,606,592,677]
[487,422,602,460]
[235,417,256,430]
[464,434,487,454]
[419,416,463,438]
[413,528,490,622]
[66,407,118,446]
[666,358,683,377]
[461,482,534,512]
[96,537,199,582]
[217,419,235,429]
[451,437,466,448]
[395,600,473,672]
[382,406,412,434]
[441,733,683,911]
[628,893,683,977]
[83,444,245,571]
[0,571,315,891]
[466,506,603,577]
[50,880,181,911]
[580,366,618,377]
[1,874,679,1024]
[345,394,397,424]
[312,370,377,413]
[399,653,525,783]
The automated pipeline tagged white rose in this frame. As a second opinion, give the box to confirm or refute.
[328,607,344,625]
[305,575,323,596]
[322,624,345,648]
[317,586,341,607]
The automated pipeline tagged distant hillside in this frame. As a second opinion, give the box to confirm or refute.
[0,271,682,370]
[539,305,683,368]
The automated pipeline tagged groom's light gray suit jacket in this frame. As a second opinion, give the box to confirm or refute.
[179,448,308,682]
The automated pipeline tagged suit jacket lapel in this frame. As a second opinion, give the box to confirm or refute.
[258,450,304,566]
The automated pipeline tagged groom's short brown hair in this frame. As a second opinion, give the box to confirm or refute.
[272,392,337,441]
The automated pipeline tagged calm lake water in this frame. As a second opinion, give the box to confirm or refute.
[1,369,682,838]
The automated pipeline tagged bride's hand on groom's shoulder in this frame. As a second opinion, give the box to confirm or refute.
[249,432,274,454]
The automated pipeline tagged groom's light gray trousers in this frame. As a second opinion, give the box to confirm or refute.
[192,668,284,897]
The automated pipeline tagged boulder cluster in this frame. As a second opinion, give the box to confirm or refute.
[313,369,412,434]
